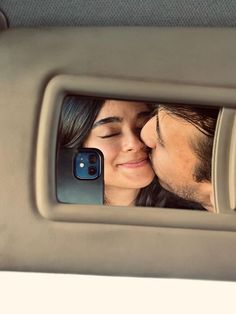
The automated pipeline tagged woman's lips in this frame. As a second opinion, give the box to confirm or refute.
[118,158,149,169]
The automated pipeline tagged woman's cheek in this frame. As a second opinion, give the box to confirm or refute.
[96,142,119,160]
[98,140,119,152]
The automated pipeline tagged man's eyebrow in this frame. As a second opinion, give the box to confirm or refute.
[92,117,122,128]
[156,113,165,144]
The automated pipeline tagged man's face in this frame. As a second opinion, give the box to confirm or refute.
[141,108,212,209]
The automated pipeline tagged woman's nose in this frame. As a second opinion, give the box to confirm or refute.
[140,117,157,149]
[122,130,145,152]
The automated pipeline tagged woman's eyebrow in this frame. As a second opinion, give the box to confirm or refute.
[92,117,122,128]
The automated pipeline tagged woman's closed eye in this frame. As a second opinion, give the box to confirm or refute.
[99,132,121,139]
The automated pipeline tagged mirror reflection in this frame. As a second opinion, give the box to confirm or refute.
[57,96,220,212]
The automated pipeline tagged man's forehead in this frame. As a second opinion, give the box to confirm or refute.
[158,107,195,127]
[157,107,202,142]
[158,107,186,124]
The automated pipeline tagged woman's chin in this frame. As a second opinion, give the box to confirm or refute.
[122,173,155,189]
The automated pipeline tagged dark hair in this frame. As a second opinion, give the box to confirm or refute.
[158,104,220,183]
[58,96,204,209]
[58,96,104,148]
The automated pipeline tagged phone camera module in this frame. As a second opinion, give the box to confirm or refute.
[74,149,102,180]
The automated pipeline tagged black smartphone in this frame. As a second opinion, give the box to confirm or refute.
[57,148,104,204]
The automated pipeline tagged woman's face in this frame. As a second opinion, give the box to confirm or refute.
[83,100,154,190]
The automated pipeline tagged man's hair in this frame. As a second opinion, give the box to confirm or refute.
[158,104,220,183]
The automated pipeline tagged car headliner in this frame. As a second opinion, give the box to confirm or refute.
[1,0,236,27]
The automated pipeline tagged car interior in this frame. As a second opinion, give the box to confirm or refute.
[0,1,236,281]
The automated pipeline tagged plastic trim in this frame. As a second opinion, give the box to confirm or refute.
[214,108,236,212]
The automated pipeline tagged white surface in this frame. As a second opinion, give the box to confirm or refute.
[0,272,235,314]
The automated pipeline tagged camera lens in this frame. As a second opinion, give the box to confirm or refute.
[88,166,97,176]
[89,154,97,164]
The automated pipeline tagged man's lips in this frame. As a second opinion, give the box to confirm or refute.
[118,158,149,168]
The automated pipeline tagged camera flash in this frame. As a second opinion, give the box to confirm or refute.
[79,162,85,168]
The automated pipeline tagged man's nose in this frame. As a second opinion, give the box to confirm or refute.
[141,117,157,148]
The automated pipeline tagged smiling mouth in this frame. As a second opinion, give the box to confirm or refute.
[119,158,149,169]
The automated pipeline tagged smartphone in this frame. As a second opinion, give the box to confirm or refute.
[57,148,104,204]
